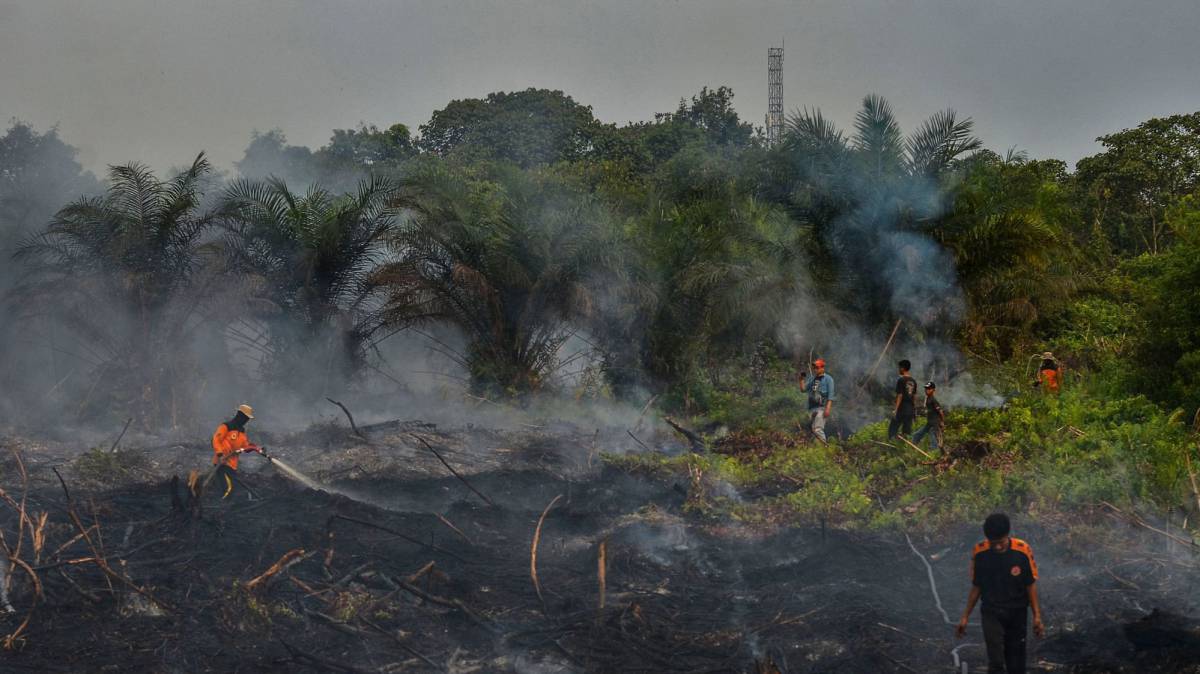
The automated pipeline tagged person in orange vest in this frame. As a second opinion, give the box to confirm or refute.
[956,513,1045,673]
[1036,352,1062,394]
[211,404,262,498]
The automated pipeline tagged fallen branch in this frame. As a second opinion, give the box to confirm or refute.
[326,398,367,441]
[394,576,491,629]
[410,434,495,507]
[896,435,935,461]
[279,638,370,674]
[663,417,706,453]
[1101,501,1198,549]
[434,513,473,545]
[405,561,438,585]
[109,417,133,453]
[331,514,467,562]
[626,430,652,453]
[360,617,441,670]
[632,395,659,433]
[531,494,563,613]
[50,467,173,611]
[245,548,309,593]
[1,556,41,649]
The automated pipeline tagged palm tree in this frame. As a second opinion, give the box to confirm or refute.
[217,175,398,393]
[13,155,214,426]
[370,164,621,394]
[636,193,805,385]
[936,151,1079,355]
[778,95,983,333]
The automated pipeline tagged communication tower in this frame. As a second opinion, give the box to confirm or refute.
[766,44,784,146]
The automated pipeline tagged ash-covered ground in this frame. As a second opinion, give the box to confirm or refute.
[1,419,1198,673]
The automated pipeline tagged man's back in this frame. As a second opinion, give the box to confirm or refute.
[896,374,917,416]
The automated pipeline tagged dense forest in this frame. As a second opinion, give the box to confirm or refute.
[4,87,1200,672]
[3,87,1198,420]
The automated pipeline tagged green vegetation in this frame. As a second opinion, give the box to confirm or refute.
[607,368,1199,534]
[74,446,135,483]
[2,90,1199,526]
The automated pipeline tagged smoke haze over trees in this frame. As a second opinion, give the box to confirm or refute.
[1,89,1199,430]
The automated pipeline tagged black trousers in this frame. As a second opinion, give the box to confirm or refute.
[887,413,914,438]
[982,605,1028,674]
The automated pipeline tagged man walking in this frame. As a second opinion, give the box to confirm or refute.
[956,513,1045,673]
[803,358,834,443]
[887,359,918,439]
[912,381,944,451]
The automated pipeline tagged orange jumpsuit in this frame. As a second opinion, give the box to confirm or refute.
[212,423,252,471]
[1038,365,1060,393]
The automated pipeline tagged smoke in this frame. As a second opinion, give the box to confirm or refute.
[773,119,984,428]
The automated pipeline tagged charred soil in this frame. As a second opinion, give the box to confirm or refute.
[1,425,1198,673]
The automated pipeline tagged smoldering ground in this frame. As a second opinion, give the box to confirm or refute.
[1,420,1198,673]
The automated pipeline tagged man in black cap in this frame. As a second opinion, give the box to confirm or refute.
[956,512,1045,673]
[912,381,944,451]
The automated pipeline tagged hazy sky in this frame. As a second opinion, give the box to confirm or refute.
[2,0,1198,175]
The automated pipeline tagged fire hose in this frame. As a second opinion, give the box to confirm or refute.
[905,533,978,673]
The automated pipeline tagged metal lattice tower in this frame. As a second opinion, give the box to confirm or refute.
[766,45,784,146]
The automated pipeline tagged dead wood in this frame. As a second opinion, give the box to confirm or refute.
[394,576,491,630]
[323,516,336,578]
[1102,501,1199,549]
[326,398,368,441]
[330,514,467,562]
[632,395,659,434]
[50,467,173,612]
[531,493,563,613]
[663,417,706,453]
[896,435,935,460]
[279,638,371,674]
[626,430,652,453]
[245,548,308,593]
[169,475,183,512]
[410,434,496,507]
[598,539,607,611]
[434,513,473,545]
[108,417,133,453]
[360,617,442,670]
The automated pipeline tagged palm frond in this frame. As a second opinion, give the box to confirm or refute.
[906,109,983,177]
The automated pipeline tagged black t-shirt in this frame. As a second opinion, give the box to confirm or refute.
[971,538,1038,610]
[925,396,943,426]
[1039,359,1058,373]
[895,375,917,417]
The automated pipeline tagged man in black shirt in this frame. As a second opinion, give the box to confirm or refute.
[887,360,918,439]
[912,381,944,451]
[956,513,1045,673]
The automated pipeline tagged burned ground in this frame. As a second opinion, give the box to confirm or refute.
[1,423,1199,673]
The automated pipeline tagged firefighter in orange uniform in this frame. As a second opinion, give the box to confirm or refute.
[1036,352,1062,394]
[211,404,262,498]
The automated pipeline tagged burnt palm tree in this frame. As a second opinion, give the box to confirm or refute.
[13,154,214,426]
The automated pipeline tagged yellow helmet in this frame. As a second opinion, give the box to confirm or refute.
[237,404,255,419]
